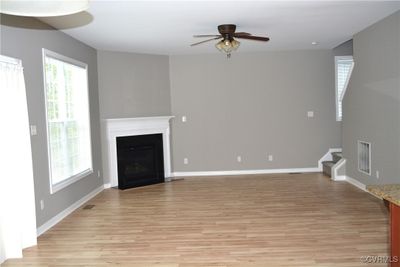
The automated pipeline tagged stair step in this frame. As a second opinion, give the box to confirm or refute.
[331,152,342,157]
[322,161,335,177]
[331,152,342,163]
[322,161,335,167]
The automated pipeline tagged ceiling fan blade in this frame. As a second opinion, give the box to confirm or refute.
[235,35,270,42]
[193,34,221,38]
[190,37,222,46]
[233,32,251,37]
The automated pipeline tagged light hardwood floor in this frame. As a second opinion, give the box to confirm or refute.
[4,173,389,267]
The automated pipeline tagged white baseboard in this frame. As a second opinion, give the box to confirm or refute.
[173,148,340,178]
[103,183,111,189]
[172,167,320,177]
[345,175,367,192]
[334,175,346,181]
[344,176,383,199]
[36,184,104,237]
[332,158,346,181]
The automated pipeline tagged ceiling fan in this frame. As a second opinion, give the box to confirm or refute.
[191,24,270,58]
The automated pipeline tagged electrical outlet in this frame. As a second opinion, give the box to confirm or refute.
[182,116,187,122]
[183,158,189,165]
[376,170,380,179]
[30,125,37,136]
[97,170,101,178]
[307,111,314,118]
[40,200,44,210]
[237,156,242,163]
[268,155,273,161]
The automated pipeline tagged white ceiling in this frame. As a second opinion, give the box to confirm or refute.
[41,1,400,55]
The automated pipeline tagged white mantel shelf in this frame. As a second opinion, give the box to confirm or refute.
[104,116,174,187]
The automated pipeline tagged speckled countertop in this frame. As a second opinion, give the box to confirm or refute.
[367,184,400,206]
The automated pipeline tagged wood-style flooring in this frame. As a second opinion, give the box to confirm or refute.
[4,173,389,267]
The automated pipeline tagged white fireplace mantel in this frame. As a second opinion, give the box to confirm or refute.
[104,116,174,187]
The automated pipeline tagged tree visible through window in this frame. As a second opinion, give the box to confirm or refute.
[43,49,92,193]
[335,56,354,121]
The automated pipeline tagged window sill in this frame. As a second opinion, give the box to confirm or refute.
[50,169,93,194]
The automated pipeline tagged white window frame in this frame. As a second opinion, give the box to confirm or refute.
[42,49,93,194]
[335,56,354,121]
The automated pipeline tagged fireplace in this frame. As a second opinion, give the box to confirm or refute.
[103,116,173,188]
[117,134,164,189]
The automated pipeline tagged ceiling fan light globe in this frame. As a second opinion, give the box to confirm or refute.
[222,47,234,53]
[231,40,240,50]
[215,40,225,52]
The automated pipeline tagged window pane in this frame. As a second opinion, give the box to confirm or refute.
[335,57,354,121]
[44,52,92,189]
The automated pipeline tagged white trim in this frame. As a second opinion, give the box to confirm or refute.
[345,176,367,192]
[51,169,93,194]
[104,116,174,187]
[172,167,320,177]
[42,49,87,69]
[343,176,381,199]
[0,54,22,65]
[173,148,341,178]
[318,148,342,170]
[36,184,104,237]
[332,158,346,181]
[334,175,346,181]
[103,183,111,189]
[42,48,93,194]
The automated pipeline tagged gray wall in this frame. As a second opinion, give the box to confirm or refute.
[333,39,353,57]
[97,50,171,183]
[342,11,400,185]
[170,50,341,172]
[97,50,171,119]
[0,15,103,227]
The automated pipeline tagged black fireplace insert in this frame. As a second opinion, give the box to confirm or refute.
[116,134,164,190]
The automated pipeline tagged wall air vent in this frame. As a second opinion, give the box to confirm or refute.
[358,141,371,175]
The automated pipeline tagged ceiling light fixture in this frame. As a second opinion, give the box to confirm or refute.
[191,24,269,59]
[0,0,89,17]
[215,39,240,58]
[311,41,319,45]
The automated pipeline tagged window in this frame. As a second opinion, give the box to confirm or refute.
[42,49,92,194]
[335,56,354,121]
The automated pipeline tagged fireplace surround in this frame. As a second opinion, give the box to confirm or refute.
[104,116,173,188]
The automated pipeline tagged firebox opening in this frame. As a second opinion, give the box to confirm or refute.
[116,133,164,190]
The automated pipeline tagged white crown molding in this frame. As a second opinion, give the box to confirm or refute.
[36,184,104,236]
[103,116,174,187]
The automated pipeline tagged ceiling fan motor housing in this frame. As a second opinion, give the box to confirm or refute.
[218,24,236,40]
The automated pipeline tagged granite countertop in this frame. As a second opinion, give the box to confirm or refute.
[367,184,400,206]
